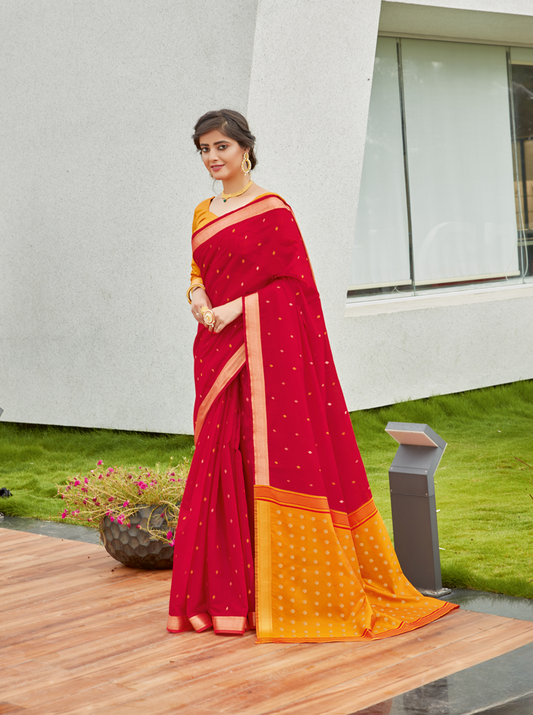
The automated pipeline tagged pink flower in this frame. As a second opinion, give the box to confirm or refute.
[61,510,68,519]
[73,479,81,487]
[122,500,129,508]
[110,516,115,522]
[108,497,114,502]
[136,525,141,529]
[84,477,89,484]
[169,478,176,482]
[166,530,173,541]
[107,468,114,475]
[60,494,64,499]
[170,540,175,547]
[97,460,103,466]
[87,518,92,522]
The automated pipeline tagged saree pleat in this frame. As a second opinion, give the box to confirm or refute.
[168,371,255,634]
[168,194,458,641]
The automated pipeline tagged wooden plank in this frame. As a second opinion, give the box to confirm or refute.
[2,529,533,715]
[262,619,533,715]
[87,612,512,714]
[0,529,48,544]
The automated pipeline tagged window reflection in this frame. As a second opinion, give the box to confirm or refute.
[349,40,533,302]
[512,64,533,277]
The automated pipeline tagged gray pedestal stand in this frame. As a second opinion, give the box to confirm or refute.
[385,422,451,598]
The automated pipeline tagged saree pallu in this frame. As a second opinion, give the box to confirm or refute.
[168,194,458,642]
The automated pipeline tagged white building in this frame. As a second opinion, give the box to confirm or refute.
[1,0,532,434]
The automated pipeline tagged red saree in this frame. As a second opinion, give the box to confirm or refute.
[168,194,457,642]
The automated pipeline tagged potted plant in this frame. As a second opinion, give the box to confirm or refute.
[57,459,188,569]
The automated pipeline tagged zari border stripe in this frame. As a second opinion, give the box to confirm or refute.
[255,495,272,638]
[193,344,246,443]
[255,484,329,512]
[244,293,269,486]
[256,601,459,643]
[254,484,377,530]
[331,499,378,530]
[192,195,290,253]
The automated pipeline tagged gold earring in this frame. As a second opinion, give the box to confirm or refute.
[241,152,252,175]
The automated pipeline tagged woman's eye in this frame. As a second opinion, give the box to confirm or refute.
[217,145,227,150]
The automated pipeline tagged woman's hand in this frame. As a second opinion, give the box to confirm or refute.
[209,298,243,334]
[191,287,212,324]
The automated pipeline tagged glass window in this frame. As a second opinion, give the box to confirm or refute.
[510,47,533,279]
[349,38,412,296]
[349,38,532,301]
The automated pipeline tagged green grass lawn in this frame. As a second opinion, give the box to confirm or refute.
[0,425,194,521]
[1,380,532,598]
[352,380,533,599]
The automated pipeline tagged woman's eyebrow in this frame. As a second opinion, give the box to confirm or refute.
[199,140,228,147]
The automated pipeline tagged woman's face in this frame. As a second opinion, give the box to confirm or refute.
[199,129,247,181]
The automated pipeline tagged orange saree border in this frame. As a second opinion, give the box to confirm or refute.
[254,483,459,643]
[244,293,269,486]
[212,616,248,635]
[257,601,459,644]
[194,344,246,443]
[192,196,291,253]
[254,484,378,531]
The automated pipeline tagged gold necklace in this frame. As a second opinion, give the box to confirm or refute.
[221,179,253,203]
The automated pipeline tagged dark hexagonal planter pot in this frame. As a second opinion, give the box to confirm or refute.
[100,504,174,569]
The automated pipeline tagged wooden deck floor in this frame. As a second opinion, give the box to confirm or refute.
[2,528,533,715]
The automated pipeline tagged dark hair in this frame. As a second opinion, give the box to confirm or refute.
[193,109,258,170]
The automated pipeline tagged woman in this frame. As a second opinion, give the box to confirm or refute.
[167,109,457,642]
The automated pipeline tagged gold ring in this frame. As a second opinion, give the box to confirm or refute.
[200,306,215,326]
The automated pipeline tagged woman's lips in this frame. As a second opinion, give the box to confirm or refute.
[211,165,224,171]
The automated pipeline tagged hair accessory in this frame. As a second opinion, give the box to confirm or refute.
[221,179,253,203]
[241,152,252,175]
[187,283,206,304]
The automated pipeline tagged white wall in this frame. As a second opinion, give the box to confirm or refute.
[247,0,382,370]
[337,0,533,409]
[1,0,533,433]
[342,286,533,410]
[0,0,257,433]
[248,0,533,412]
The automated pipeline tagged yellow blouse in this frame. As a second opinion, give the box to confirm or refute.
[189,193,280,286]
